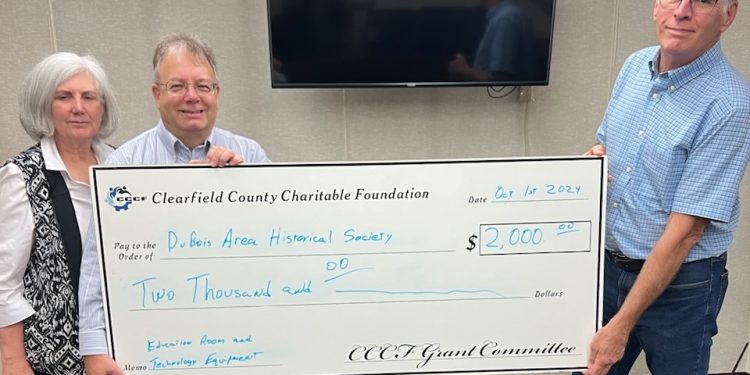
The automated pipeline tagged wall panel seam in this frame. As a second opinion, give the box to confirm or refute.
[608,0,621,90]
[47,0,58,51]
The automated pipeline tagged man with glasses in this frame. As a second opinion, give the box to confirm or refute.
[582,0,750,374]
[77,33,269,375]
[94,32,268,167]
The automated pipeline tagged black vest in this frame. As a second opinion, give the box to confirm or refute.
[5,144,84,375]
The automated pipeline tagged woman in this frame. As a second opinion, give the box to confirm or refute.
[0,52,119,375]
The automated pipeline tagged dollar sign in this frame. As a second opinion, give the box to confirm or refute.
[466,234,477,251]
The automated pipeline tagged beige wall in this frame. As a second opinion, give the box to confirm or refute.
[1,0,749,373]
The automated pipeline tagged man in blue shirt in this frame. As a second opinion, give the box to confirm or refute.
[448,0,533,82]
[584,0,750,374]
[78,33,270,375]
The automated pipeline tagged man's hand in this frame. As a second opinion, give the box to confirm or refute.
[584,144,612,182]
[448,53,492,81]
[448,53,471,73]
[83,355,124,375]
[585,318,630,374]
[191,146,243,167]
[584,144,606,156]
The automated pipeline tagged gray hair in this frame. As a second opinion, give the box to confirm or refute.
[152,33,219,82]
[18,52,120,141]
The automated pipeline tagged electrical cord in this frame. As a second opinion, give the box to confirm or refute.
[731,341,749,374]
[486,85,517,98]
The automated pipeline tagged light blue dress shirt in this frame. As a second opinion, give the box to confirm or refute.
[599,42,750,262]
[78,121,269,355]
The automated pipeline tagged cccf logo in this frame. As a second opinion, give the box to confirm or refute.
[106,186,146,212]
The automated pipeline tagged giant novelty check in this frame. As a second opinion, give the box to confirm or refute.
[90,157,606,374]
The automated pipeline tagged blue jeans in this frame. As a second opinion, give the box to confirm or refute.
[581,251,728,375]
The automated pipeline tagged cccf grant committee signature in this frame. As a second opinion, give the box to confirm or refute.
[348,341,578,369]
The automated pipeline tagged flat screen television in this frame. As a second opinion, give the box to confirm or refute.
[267,0,556,88]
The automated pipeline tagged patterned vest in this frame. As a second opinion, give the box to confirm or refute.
[4,144,83,375]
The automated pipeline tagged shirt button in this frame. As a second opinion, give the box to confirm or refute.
[626,166,633,173]
[652,93,658,99]
[613,202,619,208]
[638,130,645,137]
[670,85,675,91]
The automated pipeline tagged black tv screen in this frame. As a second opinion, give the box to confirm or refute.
[267,0,556,88]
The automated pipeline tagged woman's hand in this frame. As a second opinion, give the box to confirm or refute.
[83,355,124,375]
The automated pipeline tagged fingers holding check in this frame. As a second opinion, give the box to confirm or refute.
[585,144,606,157]
[191,146,243,167]
[83,355,125,375]
[584,144,613,182]
[584,322,629,375]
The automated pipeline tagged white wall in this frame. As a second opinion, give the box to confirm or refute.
[1,1,749,373]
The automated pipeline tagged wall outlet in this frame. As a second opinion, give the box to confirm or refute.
[518,86,532,102]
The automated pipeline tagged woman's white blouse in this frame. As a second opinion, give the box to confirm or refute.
[0,136,112,327]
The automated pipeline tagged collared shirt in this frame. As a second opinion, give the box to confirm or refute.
[598,42,750,261]
[0,136,113,327]
[78,121,269,355]
[107,120,269,164]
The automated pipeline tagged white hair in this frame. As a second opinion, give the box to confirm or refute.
[18,52,120,141]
